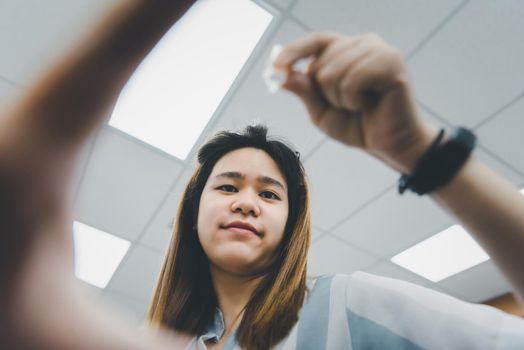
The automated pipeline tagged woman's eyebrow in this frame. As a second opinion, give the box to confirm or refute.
[257,176,286,193]
[215,171,244,180]
[215,172,286,193]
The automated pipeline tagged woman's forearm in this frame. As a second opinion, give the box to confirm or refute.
[6,0,196,153]
[431,156,524,303]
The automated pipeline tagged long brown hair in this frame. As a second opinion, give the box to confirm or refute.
[147,125,311,349]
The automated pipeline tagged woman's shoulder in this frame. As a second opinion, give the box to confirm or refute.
[305,271,430,307]
[306,271,370,290]
[304,273,361,307]
[307,271,430,292]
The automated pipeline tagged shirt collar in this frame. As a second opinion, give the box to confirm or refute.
[200,307,225,343]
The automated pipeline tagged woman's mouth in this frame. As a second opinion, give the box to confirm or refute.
[221,221,262,237]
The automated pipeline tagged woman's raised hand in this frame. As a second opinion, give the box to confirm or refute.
[274,32,437,173]
[0,1,197,348]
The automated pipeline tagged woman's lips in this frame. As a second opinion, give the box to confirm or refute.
[221,221,262,237]
[224,226,259,236]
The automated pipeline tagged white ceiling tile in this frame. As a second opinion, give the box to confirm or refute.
[292,0,463,53]
[108,244,165,303]
[305,139,397,231]
[74,127,183,241]
[409,1,524,127]
[438,260,512,303]
[202,20,325,160]
[476,96,524,177]
[311,227,325,242]
[308,235,378,277]
[140,169,194,253]
[332,187,453,258]
[0,79,23,111]
[99,289,149,326]
[0,0,113,85]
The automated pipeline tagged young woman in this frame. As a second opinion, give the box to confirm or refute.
[147,124,524,350]
[148,125,310,349]
[2,1,524,349]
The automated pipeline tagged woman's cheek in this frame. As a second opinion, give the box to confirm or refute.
[268,204,288,244]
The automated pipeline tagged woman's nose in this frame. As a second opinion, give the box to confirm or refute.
[231,193,260,217]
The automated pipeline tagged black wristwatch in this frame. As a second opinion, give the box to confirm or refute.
[398,127,477,195]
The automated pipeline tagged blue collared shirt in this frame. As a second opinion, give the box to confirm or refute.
[186,272,524,349]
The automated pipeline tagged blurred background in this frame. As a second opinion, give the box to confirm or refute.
[1,0,523,324]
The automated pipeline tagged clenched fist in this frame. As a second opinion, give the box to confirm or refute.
[274,32,438,173]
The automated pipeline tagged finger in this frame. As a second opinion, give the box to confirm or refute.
[316,46,374,109]
[308,36,362,74]
[314,108,365,148]
[339,48,405,110]
[283,71,365,149]
[273,32,340,70]
[281,71,329,122]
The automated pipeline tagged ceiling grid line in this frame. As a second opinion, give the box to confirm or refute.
[325,182,396,233]
[104,242,158,295]
[300,136,327,162]
[472,89,524,130]
[476,145,524,183]
[0,74,25,88]
[284,0,301,14]
[385,220,456,260]
[417,99,455,128]
[105,125,187,167]
[323,232,381,261]
[72,131,100,205]
[406,0,470,61]
[286,14,313,33]
[311,224,328,243]
[132,165,190,244]
[136,241,167,255]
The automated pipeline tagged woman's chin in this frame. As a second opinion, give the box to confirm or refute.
[210,251,263,276]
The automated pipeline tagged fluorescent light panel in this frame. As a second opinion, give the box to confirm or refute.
[391,224,489,282]
[73,221,130,288]
[109,0,273,159]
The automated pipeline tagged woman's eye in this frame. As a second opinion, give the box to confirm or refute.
[260,191,280,200]
[217,184,237,192]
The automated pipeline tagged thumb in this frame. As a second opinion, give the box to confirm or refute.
[282,71,328,119]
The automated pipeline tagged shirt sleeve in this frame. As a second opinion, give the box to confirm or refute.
[344,271,524,350]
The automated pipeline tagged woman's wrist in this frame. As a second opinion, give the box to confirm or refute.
[388,124,440,174]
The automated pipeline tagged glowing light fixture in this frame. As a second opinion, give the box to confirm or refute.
[73,221,130,288]
[109,0,273,159]
[392,224,489,282]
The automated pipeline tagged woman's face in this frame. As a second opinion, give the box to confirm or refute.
[197,147,289,276]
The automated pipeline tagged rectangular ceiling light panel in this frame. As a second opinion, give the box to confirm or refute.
[391,224,489,282]
[109,0,273,159]
[73,221,131,288]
